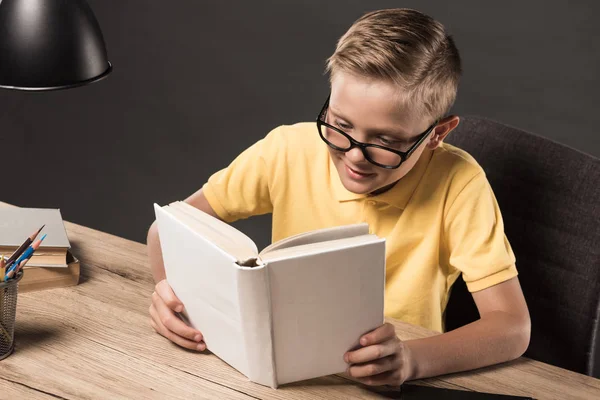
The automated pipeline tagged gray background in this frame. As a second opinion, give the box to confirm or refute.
[1,0,598,250]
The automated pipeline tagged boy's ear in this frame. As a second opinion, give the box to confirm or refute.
[427,115,460,149]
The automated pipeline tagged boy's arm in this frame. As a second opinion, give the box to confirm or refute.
[344,276,531,385]
[147,187,220,283]
[405,276,530,379]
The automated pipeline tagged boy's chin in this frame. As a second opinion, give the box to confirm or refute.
[340,176,379,195]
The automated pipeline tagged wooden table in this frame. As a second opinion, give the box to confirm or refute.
[1,219,599,399]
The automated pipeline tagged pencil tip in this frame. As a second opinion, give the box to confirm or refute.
[40,233,47,241]
[32,224,46,240]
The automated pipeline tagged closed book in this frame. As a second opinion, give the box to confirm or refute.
[0,207,71,267]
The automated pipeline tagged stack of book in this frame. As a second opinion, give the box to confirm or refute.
[0,207,79,292]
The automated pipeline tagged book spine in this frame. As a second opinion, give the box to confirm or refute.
[236,263,278,388]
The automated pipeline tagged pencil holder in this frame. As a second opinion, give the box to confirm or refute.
[0,271,23,360]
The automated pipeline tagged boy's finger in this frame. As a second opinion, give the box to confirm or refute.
[345,341,396,364]
[150,306,204,351]
[347,355,401,379]
[153,292,203,342]
[155,279,184,312]
[360,323,396,346]
[355,369,402,387]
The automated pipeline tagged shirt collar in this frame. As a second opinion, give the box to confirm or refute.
[329,148,434,210]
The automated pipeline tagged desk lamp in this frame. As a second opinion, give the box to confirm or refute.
[0,0,111,91]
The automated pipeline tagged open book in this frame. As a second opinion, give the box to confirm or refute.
[154,201,386,388]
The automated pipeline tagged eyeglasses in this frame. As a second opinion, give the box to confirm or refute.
[316,95,438,169]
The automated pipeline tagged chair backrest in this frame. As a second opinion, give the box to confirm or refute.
[444,116,600,377]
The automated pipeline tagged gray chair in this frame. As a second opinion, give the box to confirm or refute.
[444,116,600,377]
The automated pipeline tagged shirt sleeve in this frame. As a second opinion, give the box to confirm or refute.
[444,171,518,292]
[202,127,282,223]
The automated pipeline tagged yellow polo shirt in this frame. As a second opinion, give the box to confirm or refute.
[202,122,518,332]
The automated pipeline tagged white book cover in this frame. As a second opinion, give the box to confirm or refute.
[154,202,385,388]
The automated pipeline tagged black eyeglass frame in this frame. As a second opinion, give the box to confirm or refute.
[316,95,439,169]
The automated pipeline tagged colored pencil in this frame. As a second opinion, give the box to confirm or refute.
[4,225,45,269]
[4,234,46,281]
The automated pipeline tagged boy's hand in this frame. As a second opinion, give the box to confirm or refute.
[344,322,414,387]
[149,279,206,351]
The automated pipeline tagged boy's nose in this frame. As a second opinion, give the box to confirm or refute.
[345,147,368,164]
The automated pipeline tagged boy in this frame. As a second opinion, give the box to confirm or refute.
[147,8,530,386]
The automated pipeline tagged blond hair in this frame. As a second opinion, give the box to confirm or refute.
[326,8,462,121]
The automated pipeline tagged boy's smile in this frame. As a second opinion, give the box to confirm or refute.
[326,72,457,196]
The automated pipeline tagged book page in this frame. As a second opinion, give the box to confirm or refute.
[260,234,376,262]
[259,223,369,255]
[166,202,258,263]
[173,201,258,253]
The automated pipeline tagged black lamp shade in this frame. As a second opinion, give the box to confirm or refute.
[0,0,112,91]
